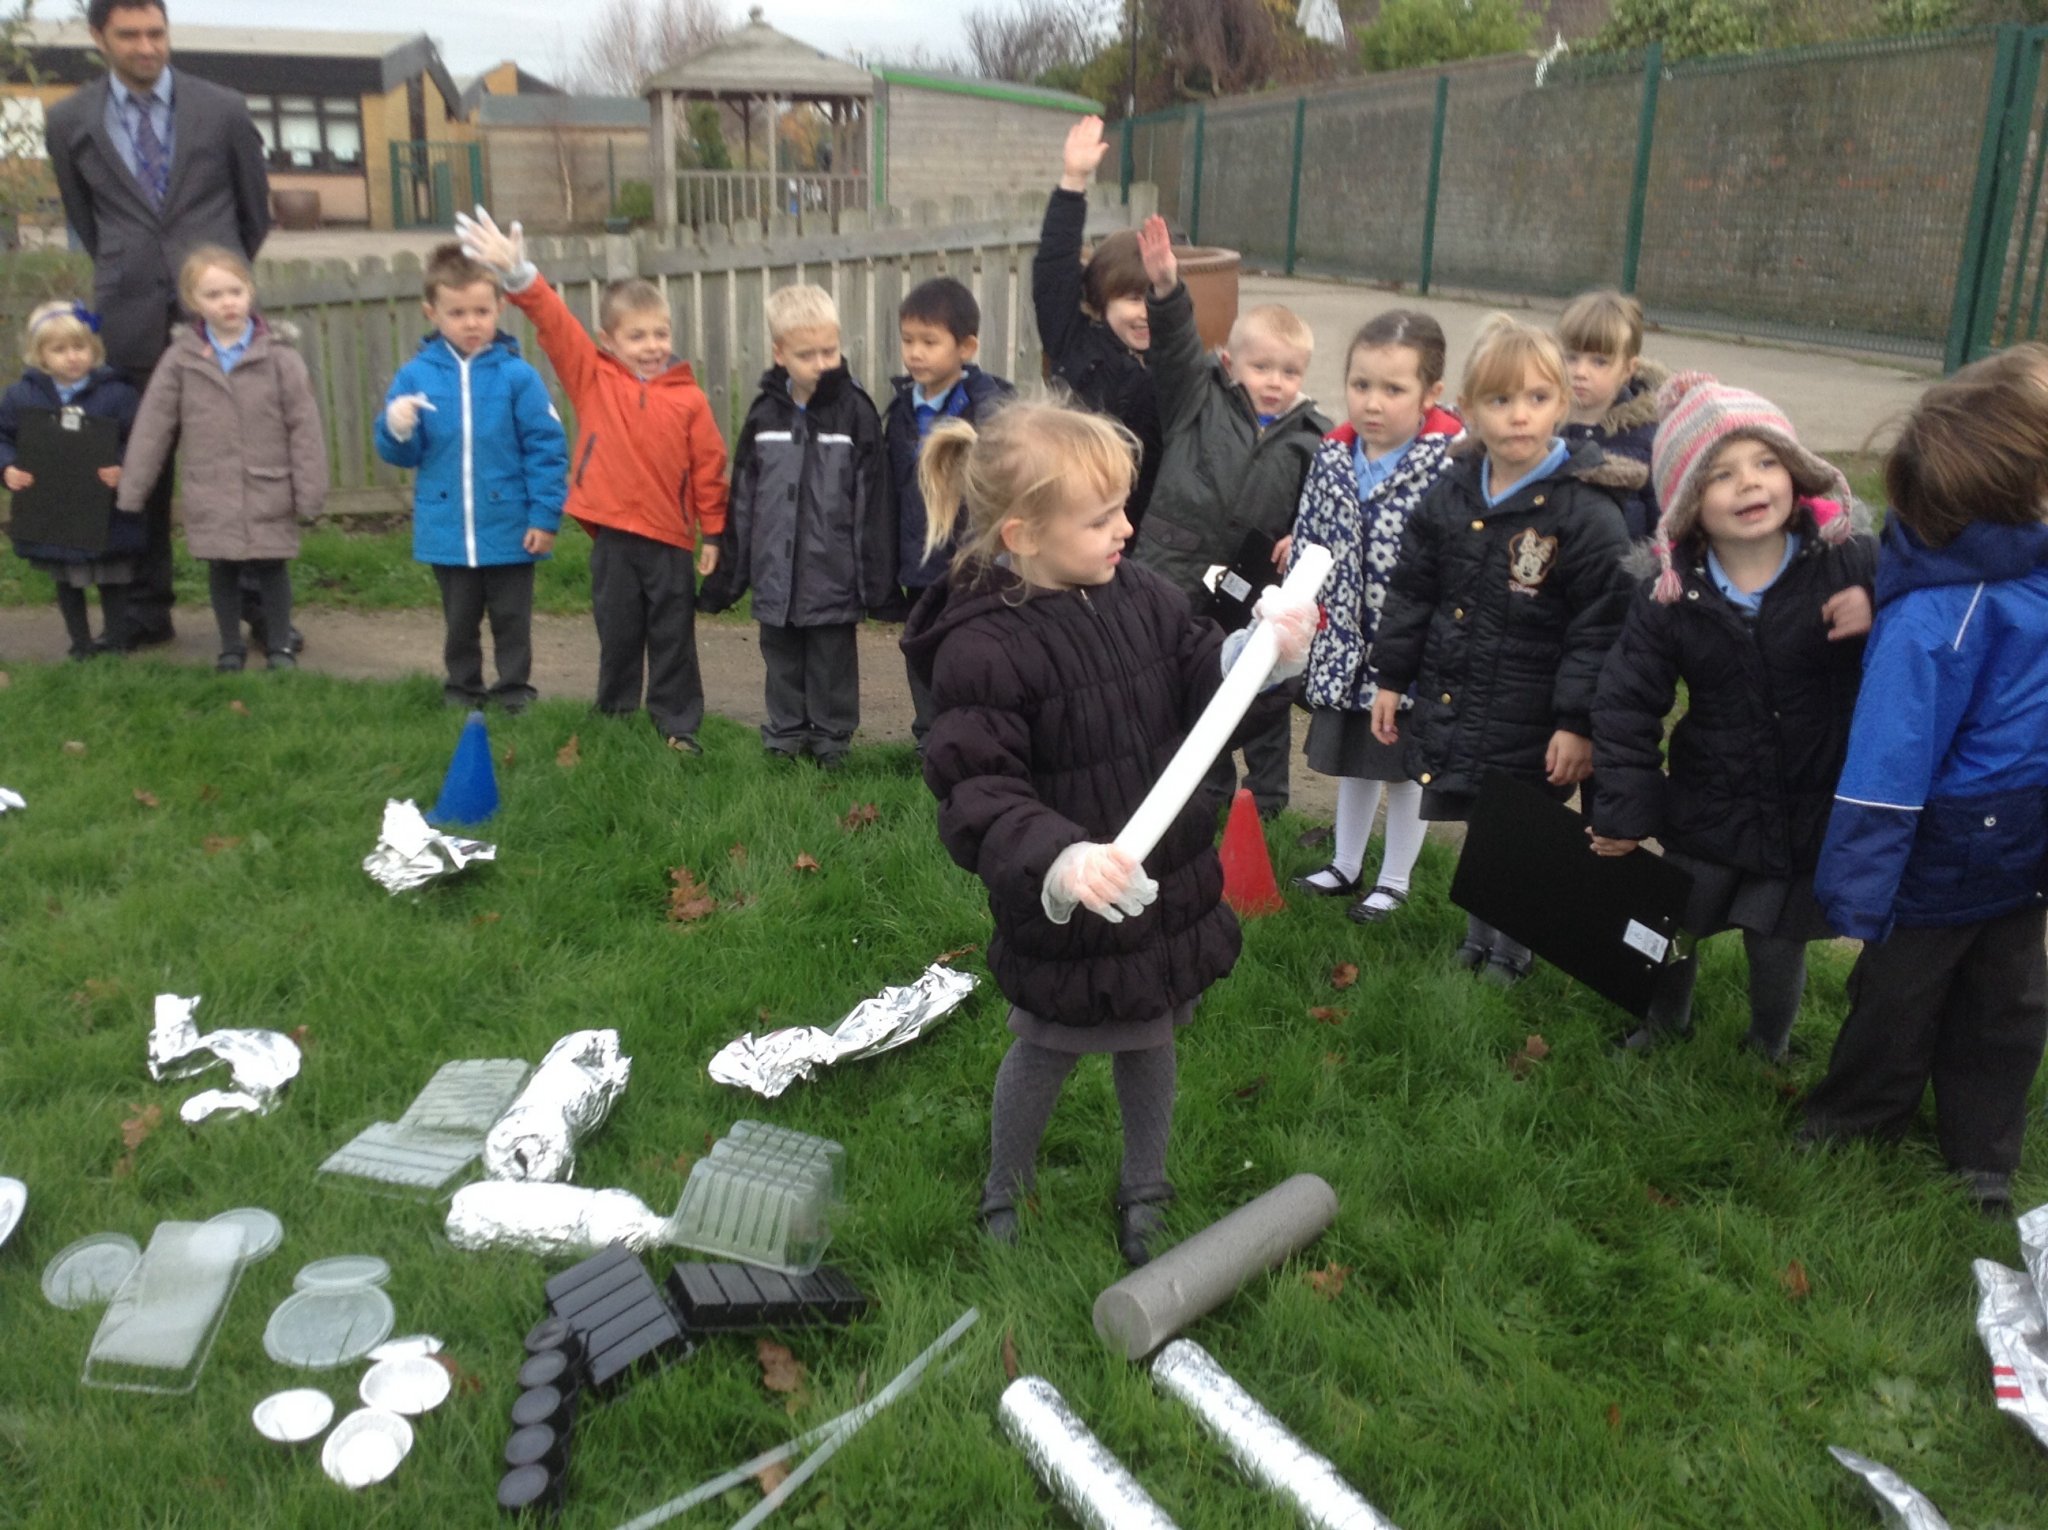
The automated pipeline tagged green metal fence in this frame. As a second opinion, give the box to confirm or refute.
[1120,28,2046,367]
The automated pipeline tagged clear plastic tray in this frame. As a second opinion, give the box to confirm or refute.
[82,1221,245,1394]
[318,1059,531,1199]
[670,1155,833,1276]
[717,1122,845,1202]
[394,1059,531,1136]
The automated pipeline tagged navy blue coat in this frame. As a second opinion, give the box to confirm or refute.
[0,366,143,564]
[884,364,1013,591]
[1816,516,2048,940]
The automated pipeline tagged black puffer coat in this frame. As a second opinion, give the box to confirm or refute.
[1591,516,1878,876]
[901,560,1241,1027]
[1032,187,1162,533]
[1371,441,1632,812]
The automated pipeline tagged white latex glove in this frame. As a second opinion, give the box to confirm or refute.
[383,393,435,442]
[454,206,537,291]
[1042,841,1159,926]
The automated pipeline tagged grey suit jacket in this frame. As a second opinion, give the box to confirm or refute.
[45,70,271,373]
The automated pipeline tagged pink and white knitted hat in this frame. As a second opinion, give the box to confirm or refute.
[1648,371,1851,603]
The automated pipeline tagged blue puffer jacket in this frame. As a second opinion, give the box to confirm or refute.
[374,333,568,567]
[1815,516,2048,940]
[0,366,143,564]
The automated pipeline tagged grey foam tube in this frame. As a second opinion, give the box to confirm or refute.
[1093,1173,1339,1361]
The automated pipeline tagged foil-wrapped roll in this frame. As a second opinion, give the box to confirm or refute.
[1151,1340,1397,1529]
[0,787,25,813]
[1825,1446,1951,1529]
[2020,1201,2048,1309]
[997,1376,1179,1530]
[362,798,495,894]
[444,1180,671,1255]
[1971,1256,2048,1453]
[146,993,301,1121]
[482,1029,631,1182]
[708,963,978,1099]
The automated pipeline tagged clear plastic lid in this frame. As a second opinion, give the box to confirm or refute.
[263,1285,397,1369]
[294,1254,391,1291]
[0,1177,25,1250]
[42,1232,141,1310]
[207,1207,284,1264]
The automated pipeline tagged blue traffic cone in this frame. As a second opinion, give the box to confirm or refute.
[431,710,499,826]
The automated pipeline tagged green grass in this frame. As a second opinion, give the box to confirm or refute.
[0,660,2042,1528]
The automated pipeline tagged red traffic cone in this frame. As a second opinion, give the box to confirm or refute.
[1220,788,1284,917]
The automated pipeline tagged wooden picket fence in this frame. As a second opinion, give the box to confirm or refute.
[249,186,1155,516]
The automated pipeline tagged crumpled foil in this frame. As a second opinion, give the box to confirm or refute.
[709,963,978,1099]
[1971,1255,2048,1453]
[1151,1340,1398,1529]
[998,1376,1180,1530]
[444,1180,671,1256]
[2020,1202,2048,1311]
[0,787,24,813]
[482,1029,631,1182]
[362,798,495,894]
[1826,1446,1951,1529]
[146,993,301,1122]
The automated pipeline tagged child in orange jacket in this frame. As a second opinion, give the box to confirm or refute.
[457,208,729,753]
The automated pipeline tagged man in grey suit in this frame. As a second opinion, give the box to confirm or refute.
[45,0,271,647]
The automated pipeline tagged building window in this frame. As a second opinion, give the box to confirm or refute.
[246,94,364,172]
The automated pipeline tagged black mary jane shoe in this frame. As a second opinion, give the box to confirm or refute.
[1290,864,1362,898]
[1346,886,1409,925]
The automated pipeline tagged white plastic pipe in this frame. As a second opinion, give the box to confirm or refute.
[1113,544,1335,865]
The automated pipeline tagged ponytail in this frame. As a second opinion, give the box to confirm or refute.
[917,418,978,563]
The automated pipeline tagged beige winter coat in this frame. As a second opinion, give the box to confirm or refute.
[118,320,328,560]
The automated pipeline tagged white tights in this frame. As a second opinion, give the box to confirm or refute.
[1304,777,1427,895]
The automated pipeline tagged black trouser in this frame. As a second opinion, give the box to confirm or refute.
[589,526,703,740]
[1198,688,1294,816]
[206,559,292,659]
[759,620,858,759]
[1804,905,2048,1174]
[433,563,536,707]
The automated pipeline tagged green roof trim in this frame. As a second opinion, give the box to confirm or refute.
[875,68,1101,114]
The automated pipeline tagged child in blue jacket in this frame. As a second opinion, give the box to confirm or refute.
[376,243,568,711]
[1802,344,2048,1216]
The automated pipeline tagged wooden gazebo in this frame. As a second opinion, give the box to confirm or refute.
[644,6,874,230]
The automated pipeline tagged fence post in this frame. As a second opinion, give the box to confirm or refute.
[1418,74,1448,294]
[1984,29,2044,350]
[1120,115,1134,205]
[1188,104,1206,244]
[389,141,405,231]
[1284,95,1307,274]
[1949,25,2026,370]
[1621,41,1662,295]
[470,143,485,214]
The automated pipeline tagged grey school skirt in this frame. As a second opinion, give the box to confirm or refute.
[1304,707,1410,782]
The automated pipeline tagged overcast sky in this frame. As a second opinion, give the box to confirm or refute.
[160,0,972,81]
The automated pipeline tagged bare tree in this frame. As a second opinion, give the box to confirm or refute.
[1150,0,1284,98]
[962,0,1110,83]
[571,0,730,94]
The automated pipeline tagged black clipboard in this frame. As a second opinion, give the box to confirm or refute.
[1449,770,1695,1018]
[1201,528,1278,631]
[9,407,120,554]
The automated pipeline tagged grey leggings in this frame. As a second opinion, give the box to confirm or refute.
[207,559,292,658]
[1648,930,1809,1055]
[983,1037,1176,1213]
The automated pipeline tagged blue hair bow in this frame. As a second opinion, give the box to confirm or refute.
[71,303,102,334]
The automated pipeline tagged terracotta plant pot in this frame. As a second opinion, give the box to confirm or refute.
[272,189,321,232]
[1177,247,1241,353]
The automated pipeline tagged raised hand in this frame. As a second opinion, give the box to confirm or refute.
[1061,115,1109,192]
[1137,215,1177,298]
[454,206,529,282]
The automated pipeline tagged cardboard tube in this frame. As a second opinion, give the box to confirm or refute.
[1113,545,1334,865]
[1093,1174,1339,1361]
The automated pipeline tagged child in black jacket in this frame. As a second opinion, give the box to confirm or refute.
[704,285,892,767]
[1590,374,1875,1058]
[1033,115,1161,533]
[1371,315,1633,984]
[0,302,142,658]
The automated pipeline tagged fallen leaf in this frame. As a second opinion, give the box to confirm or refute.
[202,835,243,856]
[197,783,220,803]
[1645,1184,1679,1209]
[1232,1073,1269,1101]
[728,842,749,866]
[1781,1259,1811,1301]
[501,744,517,768]
[1606,1403,1623,1433]
[1296,824,1332,849]
[1304,1262,1351,1300]
[1509,1034,1551,1079]
[472,911,502,927]
[1308,1006,1345,1025]
[114,1101,163,1177]
[133,788,160,808]
[841,802,880,832]
[556,733,581,769]
[61,740,86,756]
[934,943,980,964]
[228,700,250,717]
[792,852,820,873]
[757,1007,772,1023]
[432,1352,485,1396]
[757,1338,809,1412]
[288,1025,314,1050]
[755,1460,791,1495]
[668,867,719,923]
[1002,1328,1020,1383]
[1330,962,1358,990]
